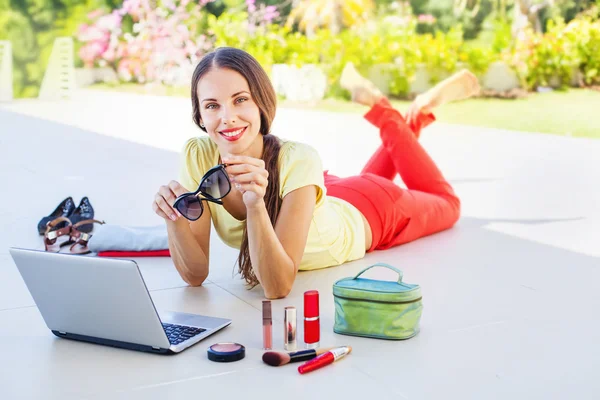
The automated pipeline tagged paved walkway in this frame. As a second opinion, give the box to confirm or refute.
[1,89,599,399]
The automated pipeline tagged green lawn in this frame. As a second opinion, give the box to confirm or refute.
[414,90,600,139]
[91,83,600,139]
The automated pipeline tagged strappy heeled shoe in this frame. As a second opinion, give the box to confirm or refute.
[68,219,106,255]
[69,197,96,233]
[37,197,76,235]
[43,217,73,252]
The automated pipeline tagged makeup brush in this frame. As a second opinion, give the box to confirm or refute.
[262,348,333,367]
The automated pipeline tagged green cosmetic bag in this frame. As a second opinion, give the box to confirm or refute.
[333,263,423,340]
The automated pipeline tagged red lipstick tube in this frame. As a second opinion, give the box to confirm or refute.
[298,346,352,374]
[303,290,320,349]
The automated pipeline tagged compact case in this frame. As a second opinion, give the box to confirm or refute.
[333,263,423,340]
[207,342,246,362]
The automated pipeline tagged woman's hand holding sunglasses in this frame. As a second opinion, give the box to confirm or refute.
[223,155,269,209]
[153,180,187,222]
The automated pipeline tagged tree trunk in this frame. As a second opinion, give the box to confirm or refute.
[512,0,554,39]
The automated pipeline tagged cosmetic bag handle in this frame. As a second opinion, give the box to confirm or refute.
[353,263,403,283]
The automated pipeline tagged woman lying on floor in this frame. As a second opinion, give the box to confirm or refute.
[153,47,480,299]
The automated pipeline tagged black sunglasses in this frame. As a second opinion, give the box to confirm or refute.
[173,164,231,221]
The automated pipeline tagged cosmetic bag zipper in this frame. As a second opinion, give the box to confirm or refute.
[334,294,422,305]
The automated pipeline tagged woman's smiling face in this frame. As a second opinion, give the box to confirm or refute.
[197,67,263,157]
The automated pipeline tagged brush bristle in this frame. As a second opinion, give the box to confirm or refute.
[262,351,291,366]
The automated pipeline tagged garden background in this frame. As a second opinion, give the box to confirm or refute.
[2,0,599,137]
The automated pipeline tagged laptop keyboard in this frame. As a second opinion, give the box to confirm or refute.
[162,323,206,345]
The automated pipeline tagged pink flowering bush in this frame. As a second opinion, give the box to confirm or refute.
[417,14,436,25]
[245,0,280,29]
[77,0,214,84]
[205,1,286,70]
[74,0,600,95]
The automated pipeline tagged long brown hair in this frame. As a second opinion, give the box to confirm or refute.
[190,47,281,286]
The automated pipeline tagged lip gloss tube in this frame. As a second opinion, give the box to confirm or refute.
[304,290,320,349]
[284,306,297,351]
[262,300,272,350]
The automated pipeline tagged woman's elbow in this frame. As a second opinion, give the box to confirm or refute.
[173,257,208,287]
[264,290,291,300]
[259,258,298,299]
[183,274,208,287]
[264,282,293,300]
[179,267,208,287]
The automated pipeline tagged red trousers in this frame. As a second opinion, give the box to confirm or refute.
[324,98,461,252]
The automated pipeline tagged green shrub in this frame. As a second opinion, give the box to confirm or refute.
[460,43,496,77]
[6,1,599,99]
[509,19,581,89]
[0,0,123,98]
[0,10,38,97]
[563,17,600,85]
[416,26,463,81]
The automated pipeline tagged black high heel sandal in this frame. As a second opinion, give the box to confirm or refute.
[37,197,76,235]
[69,197,96,233]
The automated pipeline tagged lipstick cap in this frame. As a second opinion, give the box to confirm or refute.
[304,290,319,318]
[284,306,297,351]
[262,300,272,324]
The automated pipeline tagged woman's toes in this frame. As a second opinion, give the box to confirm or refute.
[340,62,362,91]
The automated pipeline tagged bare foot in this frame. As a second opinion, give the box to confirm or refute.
[340,62,383,108]
[405,69,480,126]
[418,69,480,110]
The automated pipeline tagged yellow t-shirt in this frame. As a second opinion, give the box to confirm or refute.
[178,136,366,270]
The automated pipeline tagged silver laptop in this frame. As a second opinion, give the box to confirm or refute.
[9,247,231,354]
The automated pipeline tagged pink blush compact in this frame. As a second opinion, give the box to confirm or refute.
[207,342,246,362]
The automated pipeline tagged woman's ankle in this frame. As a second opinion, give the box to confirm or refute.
[340,62,385,108]
[349,86,383,108]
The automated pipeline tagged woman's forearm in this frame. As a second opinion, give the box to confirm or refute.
[166,219,209,286]
[246,202,296,299]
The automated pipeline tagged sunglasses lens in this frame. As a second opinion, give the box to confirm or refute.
[175,196,203,220]
[200,168,230,199]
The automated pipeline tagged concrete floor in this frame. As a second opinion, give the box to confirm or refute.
[1,89,599,399]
